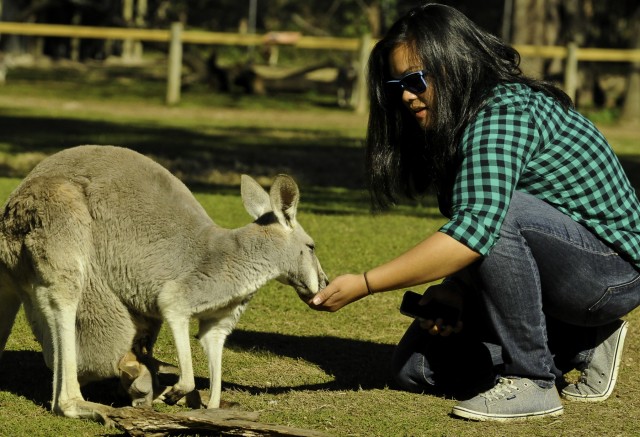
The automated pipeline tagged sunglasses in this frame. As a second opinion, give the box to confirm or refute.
[385,70,429,96]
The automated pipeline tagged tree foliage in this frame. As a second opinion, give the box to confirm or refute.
[3,0,636,47]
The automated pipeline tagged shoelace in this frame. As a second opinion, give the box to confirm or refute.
[480,377,521,401]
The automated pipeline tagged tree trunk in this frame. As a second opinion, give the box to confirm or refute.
[365,2,382,38]
[620,6,640,126]
[1,0,25,53]
[505,0,561,78]
[511,0,550,78]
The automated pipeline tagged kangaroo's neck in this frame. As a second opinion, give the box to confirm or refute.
[204,223,280,295]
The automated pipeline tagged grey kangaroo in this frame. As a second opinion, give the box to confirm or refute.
[0,145,327,423]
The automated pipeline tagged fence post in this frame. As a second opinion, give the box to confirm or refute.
[166,22,183,106]
[564,42,578,103]
[122,0,134,61]
[353,33,372,114]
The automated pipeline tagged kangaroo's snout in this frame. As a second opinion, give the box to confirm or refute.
[302,268,329,300]
[278,265,328,301]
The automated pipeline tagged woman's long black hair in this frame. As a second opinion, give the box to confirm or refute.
[366,3,572,211]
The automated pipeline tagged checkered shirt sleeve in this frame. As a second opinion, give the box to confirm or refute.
[439,83,640,267]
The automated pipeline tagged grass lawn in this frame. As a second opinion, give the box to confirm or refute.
[0,63,639,436]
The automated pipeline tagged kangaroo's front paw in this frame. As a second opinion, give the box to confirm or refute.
[161,386,187,405]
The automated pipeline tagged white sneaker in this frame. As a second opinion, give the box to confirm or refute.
[452,377,563,422]
[562,320,629,402]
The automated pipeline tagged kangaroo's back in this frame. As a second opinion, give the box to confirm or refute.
[1,146,218,303]
[23,145,212,229]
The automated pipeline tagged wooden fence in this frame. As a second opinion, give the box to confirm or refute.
[1,21,640,111]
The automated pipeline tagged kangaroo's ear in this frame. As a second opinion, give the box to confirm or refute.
[241,175,272,219]
[270,174,299,228]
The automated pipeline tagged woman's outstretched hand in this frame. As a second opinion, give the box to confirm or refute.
[307,232,480,314]
[307,273,369,312]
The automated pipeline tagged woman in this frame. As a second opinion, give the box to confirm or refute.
[309,3,640,422]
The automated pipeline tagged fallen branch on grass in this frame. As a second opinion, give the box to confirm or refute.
[107,406,330,437]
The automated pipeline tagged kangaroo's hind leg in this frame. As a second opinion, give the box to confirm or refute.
[32,256,114,423]
[12,177,114,424]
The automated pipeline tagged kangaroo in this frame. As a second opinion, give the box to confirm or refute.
[0,145,328,424]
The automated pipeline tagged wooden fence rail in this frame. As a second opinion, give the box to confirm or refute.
[2,21,640,109]
[0,21,360,49]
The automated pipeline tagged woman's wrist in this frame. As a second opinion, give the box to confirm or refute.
[363,271,374,295]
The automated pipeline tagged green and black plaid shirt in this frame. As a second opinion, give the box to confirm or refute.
[439,83,640,268]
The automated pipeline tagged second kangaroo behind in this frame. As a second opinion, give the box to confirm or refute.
[0,145,328,423]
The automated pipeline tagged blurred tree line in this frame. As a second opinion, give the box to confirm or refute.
[1,0,638,121]
[2,0,636,47]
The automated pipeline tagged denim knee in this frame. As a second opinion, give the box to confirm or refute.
[391,345,435,393]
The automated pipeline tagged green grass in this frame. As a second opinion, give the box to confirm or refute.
[0,66,639,436]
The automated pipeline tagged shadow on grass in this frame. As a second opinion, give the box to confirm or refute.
[0,112,449,218]
[224,329,396,393]
[0,112,366,191]
[1,112,639,219]
[0,350,147,409]
[0,330,396,411]
[0,351,52,407]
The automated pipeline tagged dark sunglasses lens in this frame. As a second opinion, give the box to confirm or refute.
[384,72,427,97]
[403,73,427,93]
[385,81,402,95]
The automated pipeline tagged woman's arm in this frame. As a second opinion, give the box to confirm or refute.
[308,231,480,312]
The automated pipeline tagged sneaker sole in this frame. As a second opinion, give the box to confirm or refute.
[562,320,628,403]
[451,405,564,422]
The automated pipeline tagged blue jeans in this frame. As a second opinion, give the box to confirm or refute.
[392,191,640,393]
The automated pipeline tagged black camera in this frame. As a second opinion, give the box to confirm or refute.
[399,290,460,326]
